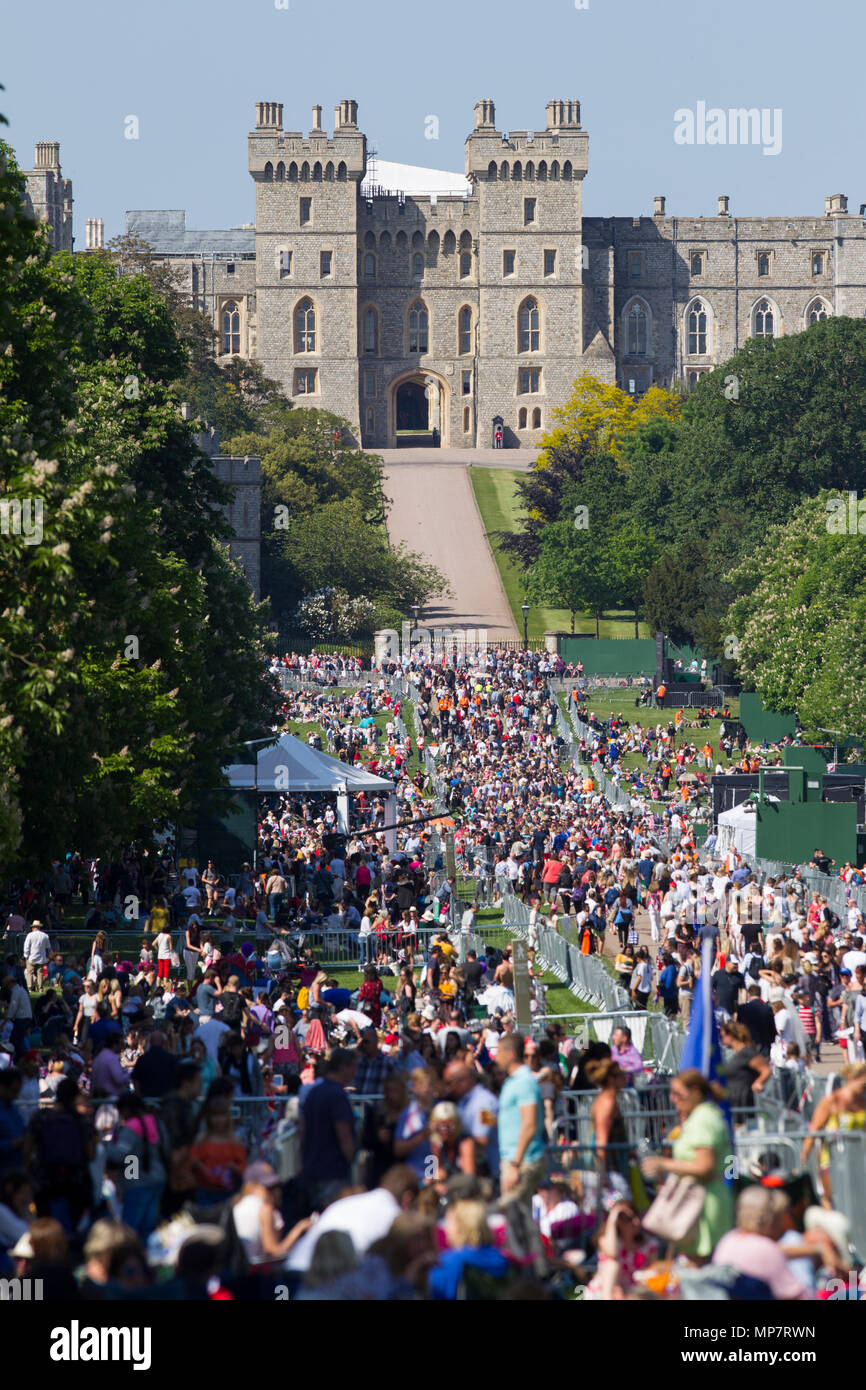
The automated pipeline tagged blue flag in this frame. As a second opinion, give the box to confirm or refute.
[679,937,723,1080]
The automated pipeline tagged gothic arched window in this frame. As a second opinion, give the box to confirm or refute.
[753,298,774,338]
[687,299,708,355]
[221,301,240,354]
[518,297,540,353]
[408,300,429,353]
[295,297,316,353]
[626,301,648,356]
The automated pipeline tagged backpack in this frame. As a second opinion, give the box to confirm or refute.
[220,992,244,1027]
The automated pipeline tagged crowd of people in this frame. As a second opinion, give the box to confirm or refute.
[0,646,862,1300]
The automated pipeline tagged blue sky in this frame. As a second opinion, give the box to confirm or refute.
[4,0,865,240]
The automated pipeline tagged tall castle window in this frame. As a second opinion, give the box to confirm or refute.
[503,250,516,276]
[364,306,378,353]
[520,367,541,394]
[221,301,240,354]
[806,298,829,325]
[757,252,770,277]
[364,252,376,280]
[460,251,472,277]
[408,300,429,353]
[687,299,708,355]
[300,197,312,226]
[518,297,540,353]
[626,301,648,356]
[412,253,424,279]
[812,251,826,276]
[524,198,537,225]
[295,298,316,352]
[532,407,542,429]
[276,248,292,278]
[459,306,472,356]
[320,251,332,277]
[753,298,774,337]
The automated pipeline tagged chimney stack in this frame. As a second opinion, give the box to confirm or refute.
[825,193,848,215]
[334,99,359,130]
[653,195,666,216]
[34,141,60,168]
[311,104,323,133]
[473,99,496,130]
[254,102,283,131]
[718,194,730,216]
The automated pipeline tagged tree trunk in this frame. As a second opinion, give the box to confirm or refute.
[595,611,601,639]
[634,604,639,639]
[570,609,575,634]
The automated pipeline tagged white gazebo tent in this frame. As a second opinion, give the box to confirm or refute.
[716,794,783,861]
[716,803,757,859]
[225,734,397,851]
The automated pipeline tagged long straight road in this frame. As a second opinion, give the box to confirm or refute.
[382,450,526,640]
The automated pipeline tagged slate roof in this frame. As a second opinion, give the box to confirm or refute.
[125,210,255,256]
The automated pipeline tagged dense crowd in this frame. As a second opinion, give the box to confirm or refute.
[0,648,862,1300]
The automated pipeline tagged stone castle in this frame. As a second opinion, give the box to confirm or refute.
[23,100,866,451]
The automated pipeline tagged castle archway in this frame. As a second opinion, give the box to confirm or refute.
[389,370,449,447]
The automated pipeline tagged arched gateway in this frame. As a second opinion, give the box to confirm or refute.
[389,372,449,447]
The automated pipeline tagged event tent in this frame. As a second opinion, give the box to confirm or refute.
[715,802,757,859]
[224,733,397,848]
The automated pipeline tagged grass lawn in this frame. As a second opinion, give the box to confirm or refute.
[280,687,395,754]
[559,687,741,778]
[469,466,651,641]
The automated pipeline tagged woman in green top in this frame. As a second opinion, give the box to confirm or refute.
[641,1068,734,1261]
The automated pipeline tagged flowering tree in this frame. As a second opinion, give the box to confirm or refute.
[725,494,866,737]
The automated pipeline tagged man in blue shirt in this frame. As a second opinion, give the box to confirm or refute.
[300,1048,357,1209]
[637,851,656,888]
[496,1034,546,1206]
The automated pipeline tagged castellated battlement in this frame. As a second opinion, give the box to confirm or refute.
[250,100,366,182]
[465,98,588,179]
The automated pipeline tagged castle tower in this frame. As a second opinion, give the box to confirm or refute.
[22,142,74,252]
[465,99,593,444]
[249,97,366,440]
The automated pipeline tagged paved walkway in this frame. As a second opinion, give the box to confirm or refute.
[378,446,536,470]
[383,457,519,639]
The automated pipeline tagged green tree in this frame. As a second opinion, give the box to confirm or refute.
[525,519,618,637]
[604,520,661,638]
[0,139,278,869]
[500,376,680,566]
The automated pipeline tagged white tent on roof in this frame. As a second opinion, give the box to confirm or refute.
[225,733,396,848]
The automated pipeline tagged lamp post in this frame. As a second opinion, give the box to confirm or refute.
[521,598,529,649]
